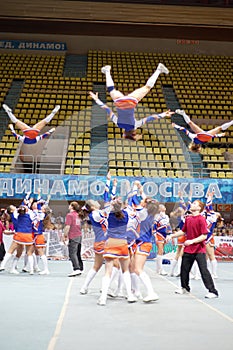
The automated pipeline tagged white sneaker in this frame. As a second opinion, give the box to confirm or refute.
[158,63,169,74]
[0,267,5,272]
[68,270,82,277]
[22,268,29,273]
[133,291,143,300]
[101,65,111,74]
[175,288,189,295]
[39,270,50,275]
[205,292,218,299]
[168,273,175,277]
[175,109,185,116]
[117,290,127,299]
[127,294,138,303]
[143,293,159,303]
[10,268,19,274]
[53,105,60,114]
[107,289,117,298]
[212,274,218,279]
[29,270,34,275]
[34,267,41,273]
[97,296,107,306]
[3,104,12,113]
[159,270,168,276]
[80,287,88,295]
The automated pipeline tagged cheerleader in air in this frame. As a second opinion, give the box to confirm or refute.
[3,104,60,144]
[89,63,173,141]
[173,109,233,153]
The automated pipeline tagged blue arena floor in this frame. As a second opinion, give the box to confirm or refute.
[0,260,232,350]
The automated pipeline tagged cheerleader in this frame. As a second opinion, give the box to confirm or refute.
[89,63,172,141]
[203,191,223,279]
[173,109,233,153]
[0,213,6,262]
[154,204,172,276]
[3,104,60,144]
[33,198,52,275]
[130,181,160,303]
[98,186,138,305]
[0,204,37,274]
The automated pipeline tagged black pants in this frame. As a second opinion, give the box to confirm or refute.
[68,237,83,271]
[180,252,218,295]
[0,243,6,261]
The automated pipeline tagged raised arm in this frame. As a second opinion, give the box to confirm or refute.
[135,110,174,129]
[9,124,24,142]
[89,91,114,116]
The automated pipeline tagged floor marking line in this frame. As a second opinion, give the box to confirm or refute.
[47,278,74,350]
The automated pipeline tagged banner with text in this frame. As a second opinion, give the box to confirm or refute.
[0,40,67,51]
[0,173,233,203]
[215,236,233,261]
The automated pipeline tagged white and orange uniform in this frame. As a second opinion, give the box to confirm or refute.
[153,212,172,243]
[203,196,217,247]
[10,209,35,245]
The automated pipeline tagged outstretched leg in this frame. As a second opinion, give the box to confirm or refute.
[129,63,169,101]
[175,109,204,133]
[208,120,233,136]
[34,105,60,131]
[3,104,30,131]
[101,65,124,100]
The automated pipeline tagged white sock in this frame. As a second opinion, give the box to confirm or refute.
[33,254,39,269]
[207,258,211,273]
[170,259,178,275]
[105,71,114,89]
[7,111,18,123]
[182,111,191,124]
[100,276,111,300]
[109,266,119,288]
[82,268,97,289]
[177,257,182,274]
[44,112,54,123]
[146,67,161,88]
[139,271,154,295]
[23,254,28,269]
[36,255,40,265]
[28,255,34,272]
[116,269,124,293]
[0,252,12,269]
[11,257,19,271]
[131,272,140,294]
[41,255,49,271]
[221,120,233,131]
[211,259,218,276]
[122,271,133,297]
[156,255,163,273]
